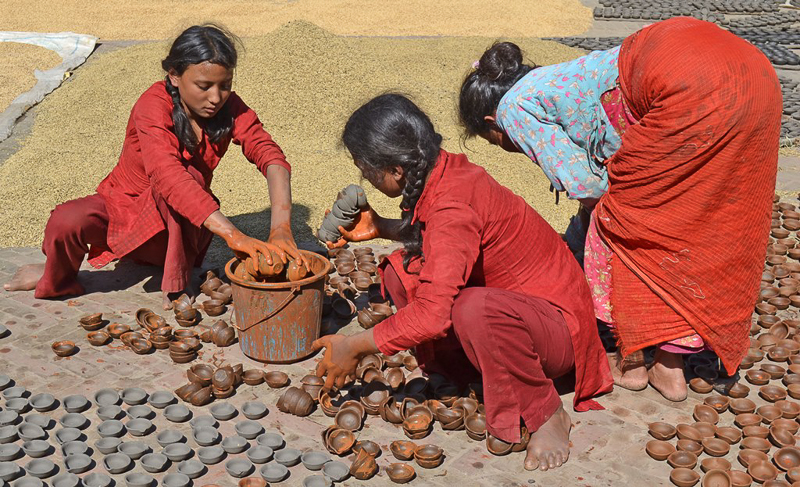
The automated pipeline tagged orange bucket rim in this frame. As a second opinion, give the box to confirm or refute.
[224,249,332,290]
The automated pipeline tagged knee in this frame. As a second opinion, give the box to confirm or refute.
[45,199,95,241]
[452,288,490,335]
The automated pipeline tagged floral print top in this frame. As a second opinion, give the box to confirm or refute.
[496,46,621,200]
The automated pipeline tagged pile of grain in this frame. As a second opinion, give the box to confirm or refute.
[0,42,62,113]
[0,0,591,41]
[0,22,582,264]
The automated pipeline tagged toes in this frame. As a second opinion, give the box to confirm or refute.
[524,452,539,471]
[538,453,550,471]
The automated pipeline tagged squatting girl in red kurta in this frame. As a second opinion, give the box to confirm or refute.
[4,25,304,309]
[313,94,612,471]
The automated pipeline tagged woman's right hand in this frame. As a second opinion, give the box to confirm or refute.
[326,206,382,249]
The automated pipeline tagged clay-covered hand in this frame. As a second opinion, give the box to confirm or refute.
[313,334,360,391]
[268,222,307,270]
[226,233,285,264]
[326,206,382,249]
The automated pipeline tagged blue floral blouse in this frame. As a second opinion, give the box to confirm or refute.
[495,46,621,200]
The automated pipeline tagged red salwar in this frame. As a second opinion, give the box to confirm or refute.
[374,150,613,443]
[34,81,290,299]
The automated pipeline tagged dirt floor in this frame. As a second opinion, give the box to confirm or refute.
[0,42,61,113]
[0,0,592,40]
[0,22,582,258]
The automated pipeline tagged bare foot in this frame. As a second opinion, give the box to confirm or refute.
[4,264,45,292]
[161,291,174,311]
[524,405,572,471]
[608,350,648,391]
[648,349,688,402]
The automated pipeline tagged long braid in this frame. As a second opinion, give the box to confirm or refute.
[399,149,436,272]
[163,77,198,154]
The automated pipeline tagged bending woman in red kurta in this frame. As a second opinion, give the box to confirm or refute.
[314,94,612,471]
[4,25,304,309]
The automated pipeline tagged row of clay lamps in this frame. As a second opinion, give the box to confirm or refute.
[324,247,396,326]
[646,397,800,486]
[173,363,290,407]
[232,251,308,283]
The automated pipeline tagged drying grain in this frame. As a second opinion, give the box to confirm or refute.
[0,42,62,113]
[0,22,581,264]
[0,0,592,41]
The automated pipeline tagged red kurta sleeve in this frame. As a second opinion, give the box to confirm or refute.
[227,93,291,175]
[373,201,482,355]
[133,98,220,227]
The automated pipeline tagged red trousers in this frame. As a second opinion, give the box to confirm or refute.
[383,264,575,443]
[35,193,212,299]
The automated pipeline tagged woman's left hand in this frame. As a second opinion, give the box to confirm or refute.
[313,334,361,391]
[268,222,308,270]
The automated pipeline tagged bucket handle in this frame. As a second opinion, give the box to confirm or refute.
[235,285,301,332]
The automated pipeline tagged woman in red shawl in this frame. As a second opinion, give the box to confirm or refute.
[458,17,781,401]
[4,25,304,309]
[315,94,612,471]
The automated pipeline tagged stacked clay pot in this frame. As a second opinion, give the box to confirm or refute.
[317,184,368,243]
[323,246,393,326]
[276,386,315,416]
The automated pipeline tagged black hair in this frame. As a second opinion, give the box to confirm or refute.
[458,42,537,137]
[161,24,240,154]
[342,94,442,273]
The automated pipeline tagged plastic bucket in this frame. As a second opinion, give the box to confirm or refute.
[224,250,332,363]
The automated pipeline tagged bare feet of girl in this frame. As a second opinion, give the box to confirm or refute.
[608,350,648,391]
[4,264,45,292]
[524,405,572,471]
[648,349,687,402]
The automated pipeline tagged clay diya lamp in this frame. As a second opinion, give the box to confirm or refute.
[334,406,364,432]
[211,368,235,391]
[402,413,433,440]
[774,446,800,471]
[285,260,309,282]
[775,400,800,420]
[212,327,236,347]
[436,407,465,431]
[357,353,384,373]
[699,457,731,473]
[200,277,223,296]
[331,296,356,319]
[485,434,513,456]
[301,374,325,401]
[694,405,720,425]
[742,425,769,439]
[414,444,444,469]
[187,364,214,386]
[78,312,104,331]
[677,440,703,455]
[773,243,791,254]
[336,261,356,275]
[265,371,290,389]
[715,426,742,445]
[769,255,789,266]
[52,340,77,357]
[348,448,378,480]
[728,383,751,399]
[203,299,226,317]
[690,377,715,394]
[143,313,166,332]
[704,395,730,414]
[735,414,763,429]
[748,460,779,483]
[789,383,800,400]
[357,308,384,329]
[385,463,415,484]
[130,338,153,355]
[730,398,757,415]
[667,450,698,470]
[242,370,264,386]
[120,331,144,347]
[701,470,731,487]
[87,331,111,346]
[757,405,783,423]
[384,353,404,368]
[728,470,752,487]
[256,250,285,278]
[746,368,772,386]
[173,328,195,339]
[741,437,772,453]
[738,449,769,469]
[759,315,781,329]
[774,228,792,239]
[322,426,356,456]
[760,385,788,402]
[774,266,792,279]
[779,339,800,353]
[769,296,792,311]
[670,468,700,487]
[195,325,213,343]
[761,363,787,380]
[276,387,315,417]
[379,397,403,424]
[108,323,131,339]
[353,440,381,460]
[360,380,391,415]
[465,412,487,441]
[768,346,792,362]
[756,303,778,315]
[772,418,800,435]
[693,422,717,439]
[175,383,203,403]
[677,424,704,442]
[149,335,172,350]
[769,426,796,448]
[702,437,730,457]
[384,368,405,391]
[319,391,341,417]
